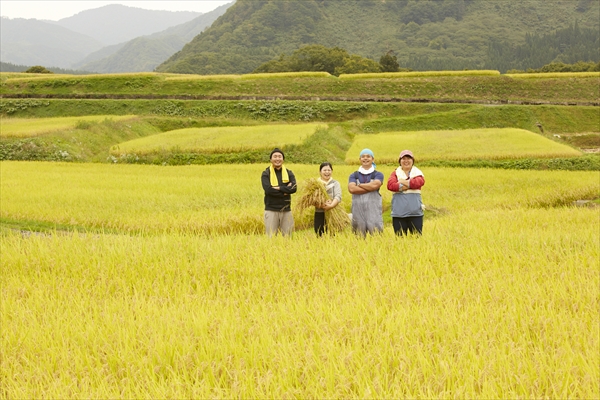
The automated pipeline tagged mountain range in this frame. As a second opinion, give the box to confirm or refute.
[73,3,234,73]
[1,0,598,75]
[48,4,201,46]
[0,3,233,72]
[0,17,103,69]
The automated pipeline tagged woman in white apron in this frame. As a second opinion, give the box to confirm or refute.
[347,148,384,236]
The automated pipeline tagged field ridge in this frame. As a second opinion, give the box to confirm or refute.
[2,93,599,107]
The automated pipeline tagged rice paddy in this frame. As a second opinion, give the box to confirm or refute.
[0,115,137,138]
[165,72,333,81]
[347,128,582,164]
[1,161,598,234]
[339,70,501,79]
[1,69,599,397]
[505,72,600,79]
[110,123,327,156]
[1,160,598,398]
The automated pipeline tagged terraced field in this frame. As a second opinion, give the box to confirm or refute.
[1,71,598,398]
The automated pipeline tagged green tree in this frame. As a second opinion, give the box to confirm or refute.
[379,51,400,72]
[25,66,53,74]
[289,45,348,75]
[254,44,380,76]
[335,55,381,75]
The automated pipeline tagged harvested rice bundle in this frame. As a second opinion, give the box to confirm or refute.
[297,178,350,234]
[297,178,328,212]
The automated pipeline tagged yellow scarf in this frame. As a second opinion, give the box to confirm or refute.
[270,165,289,186]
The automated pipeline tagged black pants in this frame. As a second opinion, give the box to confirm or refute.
[314,212,326,236]
[393,216,423,236]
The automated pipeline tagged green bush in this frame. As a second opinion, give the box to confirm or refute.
[25,66,53,74]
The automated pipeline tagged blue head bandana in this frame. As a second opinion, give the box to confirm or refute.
[359,148,376,169]
[359,148,374,158]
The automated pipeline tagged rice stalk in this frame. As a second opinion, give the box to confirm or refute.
[297,178,350,234]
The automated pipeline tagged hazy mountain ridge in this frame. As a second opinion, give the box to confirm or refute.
[0,17,103,69]
[156,0,600,75]
[75,2,234,73]
[75,36,186,73]
[73,43,128,68]
[53,5,201,46]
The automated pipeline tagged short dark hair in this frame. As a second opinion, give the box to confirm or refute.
[319,162,333,171]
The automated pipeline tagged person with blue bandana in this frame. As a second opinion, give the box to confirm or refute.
[347,148,384,236]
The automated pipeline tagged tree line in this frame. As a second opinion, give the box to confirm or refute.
[0,62,92,75]
[253,46,407,75]
[485,22,599,72]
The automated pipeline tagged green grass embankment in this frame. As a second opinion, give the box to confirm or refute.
[1,74,598,104]
[0,117,353,165]
[1,101,597,168]
[1,100,598,134]
[0,118,161,163]
[351,105,600,134]
[1,99,464,120]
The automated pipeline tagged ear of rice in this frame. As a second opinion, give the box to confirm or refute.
[323,206,351,234]
[297,178,329,212]
[297,178,350,234]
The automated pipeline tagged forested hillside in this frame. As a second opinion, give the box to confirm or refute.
[156,0,600,75]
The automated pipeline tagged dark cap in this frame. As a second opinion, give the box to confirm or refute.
[270,148,284,159]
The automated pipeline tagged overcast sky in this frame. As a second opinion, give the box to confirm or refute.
[0,1,232,21]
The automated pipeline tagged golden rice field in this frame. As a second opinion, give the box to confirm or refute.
[347,128,582,164]
[165,71,333,81]
[339,70,501,79]
[505,72,600,79]
[3,72,166,83]
[3,71,334,85]
[110,123,327,156]
[1,73,76,83]
[1,161,599,398]
[1,162,598,234]
[164,74,243,81]
[0,115,136,138]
